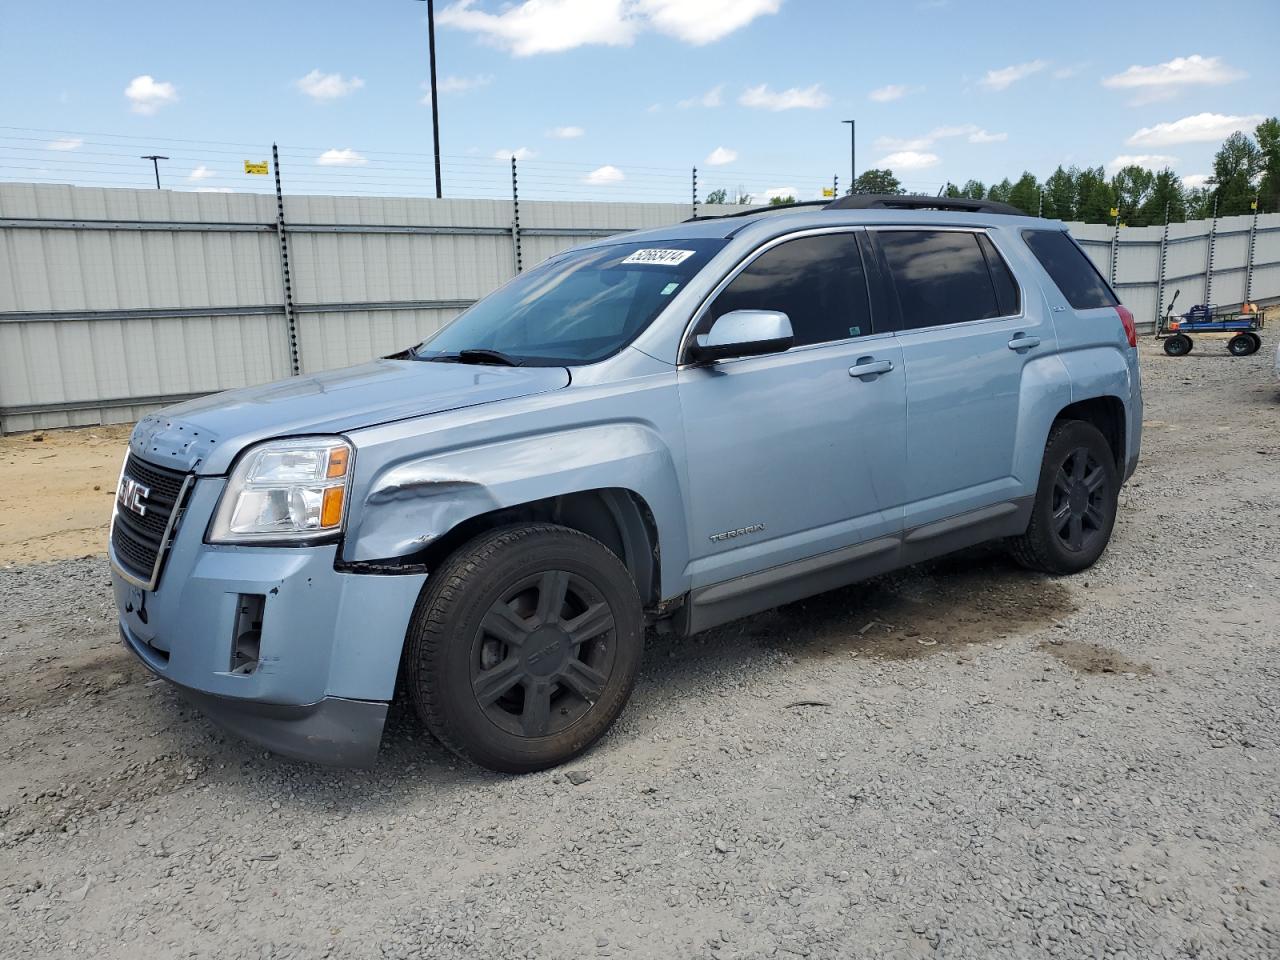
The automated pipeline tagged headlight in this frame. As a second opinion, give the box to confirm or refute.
[208,437,353,544]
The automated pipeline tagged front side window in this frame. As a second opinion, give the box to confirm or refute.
[416,238,726,365]
[877,230,1004,330]
[709,233,873,347]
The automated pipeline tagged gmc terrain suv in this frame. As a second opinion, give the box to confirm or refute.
[110,195,1142,772]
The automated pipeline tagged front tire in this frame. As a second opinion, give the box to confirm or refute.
[405,523,643,773]
[1009,420,1119,575]
[1163,334,1192,356]
[1228,333,1259,356]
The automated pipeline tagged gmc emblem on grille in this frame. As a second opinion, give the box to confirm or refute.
[117,476,151,517]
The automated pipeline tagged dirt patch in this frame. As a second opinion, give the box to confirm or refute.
[0,643,144,716]
[0,424,132,565]
[1038,638,1154,675]
[712,549,1075,661]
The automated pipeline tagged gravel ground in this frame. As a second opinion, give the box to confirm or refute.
[2,338,1279,960]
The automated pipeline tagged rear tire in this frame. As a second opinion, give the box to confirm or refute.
[405,523,643,773]
[1228,333,1259,356]
[1009,420,1119,575]
[1163,334,1192,356]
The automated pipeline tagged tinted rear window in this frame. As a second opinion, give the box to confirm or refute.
[877,230,1002,330]
[1021,230,1118,310]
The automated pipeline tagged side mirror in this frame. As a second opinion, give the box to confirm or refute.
[686,310,794,364]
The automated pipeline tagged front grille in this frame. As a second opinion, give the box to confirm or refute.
[111,454,190,589]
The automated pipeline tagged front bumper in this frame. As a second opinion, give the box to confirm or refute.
[111,474,426,766]
[122,622,387,766]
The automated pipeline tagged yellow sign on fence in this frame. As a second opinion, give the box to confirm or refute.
[1109,207,1119,218]
[822,187,836,198]
[244,161,269,175]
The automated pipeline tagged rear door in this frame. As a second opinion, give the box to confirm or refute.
[870,227,1052,530]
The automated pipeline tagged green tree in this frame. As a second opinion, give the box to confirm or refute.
[1252,117,1279,213]
[1074,167,1115,223]
[1110,165,1156,224]
[1185,186,1216,220]
[850,168,903,195]
[704,188,728,204]
[768,194,797,205]
[1137,168,1187,225]
[1043,166,1078,221]
[986,178,1013,203]
[1208,130,1262,216]
[1007,172,1040,215]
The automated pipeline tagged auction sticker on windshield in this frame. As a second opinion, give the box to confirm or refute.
[621,248,696,266]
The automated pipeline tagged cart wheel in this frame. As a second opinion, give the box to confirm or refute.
[1245,332,1262,354]
[1228,334,1256,356]
[1164,334,1192,357]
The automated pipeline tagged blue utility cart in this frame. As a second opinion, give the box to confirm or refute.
[1158,290,1265,357]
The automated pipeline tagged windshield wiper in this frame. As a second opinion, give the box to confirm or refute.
[425,348,523,367]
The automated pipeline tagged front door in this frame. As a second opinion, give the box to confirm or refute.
[871,227,1053,529]
[678,230,906,589]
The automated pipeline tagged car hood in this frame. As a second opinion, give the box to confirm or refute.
[128,359,571,475]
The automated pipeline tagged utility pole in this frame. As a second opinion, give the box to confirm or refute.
[842,120,855,193]
[416,0,443,198]
[140,154,168,189]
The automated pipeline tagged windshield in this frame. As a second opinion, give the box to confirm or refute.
[414,238,726,366]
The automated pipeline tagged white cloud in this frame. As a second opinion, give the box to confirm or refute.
[46,137,83,151]
[1102,55,1243,91]
[435,74,493,94]
[316,148,368,166]
[868,84,908,103]
[874,124,1005,152]
[494,146,536,161]
[645,103,662,113]
[678,84,724,109]
[979,59,1047,91]
[762,186,797,201]
[295,69,365,102]
[438,0,636,56]
[739,83,830,111]
[547,125,585,139]
[1108,154,1180,172]
[438,0,777,54]
[876,150,940,170]
[124,75,178,115]
[1053,62,1088,80]
[584,165,625,184]
[194,187,234,193]
[1181,174,1211,190]
[187,165,217,182]
[1128,112,1265,146]
[636,0,780,45]
[705,146,737,166]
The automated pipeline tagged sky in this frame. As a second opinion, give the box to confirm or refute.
[1,0,1276,203]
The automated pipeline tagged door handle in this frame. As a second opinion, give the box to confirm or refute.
[1008,335,1041,351]
[849,358,893,378]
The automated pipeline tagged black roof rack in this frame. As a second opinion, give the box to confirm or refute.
[685,193,1025,223]
[824,193,1025,216]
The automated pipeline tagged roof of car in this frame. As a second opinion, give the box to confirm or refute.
[583,203,1065,248]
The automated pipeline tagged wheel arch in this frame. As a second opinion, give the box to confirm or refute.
[1053,394,1126,473]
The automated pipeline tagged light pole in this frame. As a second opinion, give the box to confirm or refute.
[416,0,443,198]
[141,154,168,190]
[841,120,855,194]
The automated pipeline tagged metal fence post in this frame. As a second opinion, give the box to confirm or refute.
[1205,195,1219,307]
[833,175,838,199]
[1155,202,1170,334]
[691,166,698,220]
[1109,217,1121,287]
[272,143,301,376]
[510,156,522,274]
[1244,197,1260,303]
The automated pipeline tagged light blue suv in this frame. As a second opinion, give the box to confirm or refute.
[110,195,1142,772]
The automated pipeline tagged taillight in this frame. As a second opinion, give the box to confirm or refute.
[1116,304,1137,349]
